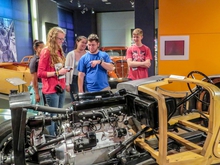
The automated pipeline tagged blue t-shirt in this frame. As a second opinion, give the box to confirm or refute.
[78,51,112,92]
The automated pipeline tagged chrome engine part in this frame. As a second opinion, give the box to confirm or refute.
[25,106,130,164]
[1,90,151,165]
[52,122,131,165]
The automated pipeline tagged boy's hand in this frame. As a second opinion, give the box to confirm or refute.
[143,61,151,68]
[90,60,100,68]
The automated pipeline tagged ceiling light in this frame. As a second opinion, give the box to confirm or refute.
[70,0,73,3]
[102,0,108,2]
[81,4,88,14]
[105,2,111,4]
[130,0,134,8]
[91,8,95,14]
[83,4,88,11]
[81,10,85,14]
[77,0,81,8]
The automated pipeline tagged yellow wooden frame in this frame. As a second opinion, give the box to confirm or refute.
[131,78,220,165]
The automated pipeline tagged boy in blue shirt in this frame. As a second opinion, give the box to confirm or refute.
[78,34,114,92]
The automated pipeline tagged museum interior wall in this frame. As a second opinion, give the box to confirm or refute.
[0,0,33,62]
[35,0,58,43]
[1,0,137,62]
[97,11,134,47]
[74,10,97,39]
[158,0,220,83]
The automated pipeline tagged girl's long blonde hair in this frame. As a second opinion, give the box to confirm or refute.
[46,27,66,67]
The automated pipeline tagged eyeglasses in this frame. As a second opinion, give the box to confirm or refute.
[56,37,65,41]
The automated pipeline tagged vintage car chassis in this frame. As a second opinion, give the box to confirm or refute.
[1,71,220,165]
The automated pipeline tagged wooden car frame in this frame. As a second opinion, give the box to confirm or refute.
[117,71,220,165]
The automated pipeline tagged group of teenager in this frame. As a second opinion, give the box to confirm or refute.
[29,26,152,135]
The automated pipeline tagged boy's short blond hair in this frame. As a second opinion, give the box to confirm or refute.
[88,33,99,43]
[132,28,143,36]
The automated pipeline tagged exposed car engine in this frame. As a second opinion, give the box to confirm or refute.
[2,72,219,165]
[0,89,151,165]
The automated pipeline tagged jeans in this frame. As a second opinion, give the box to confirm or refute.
[28,82,45,113]
[70,75,78,101]
[44,91,65,135]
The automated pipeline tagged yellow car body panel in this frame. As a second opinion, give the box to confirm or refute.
[0,62,32,94]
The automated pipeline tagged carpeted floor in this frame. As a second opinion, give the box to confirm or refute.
[0,92,72,110]
[0,92,72,124]
[0,95,9,109]
[0,97,9,109]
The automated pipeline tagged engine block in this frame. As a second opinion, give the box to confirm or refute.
[25,97,131,164]
[3,90,150,165]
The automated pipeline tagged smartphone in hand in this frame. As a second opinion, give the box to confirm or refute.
[64,66,73,71]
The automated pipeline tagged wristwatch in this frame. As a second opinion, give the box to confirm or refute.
[100,58,103,65]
